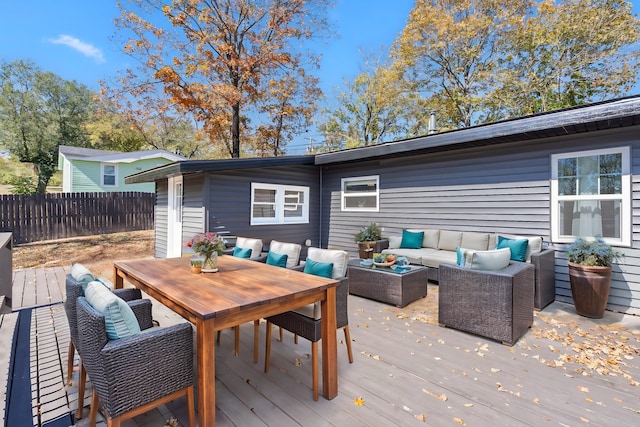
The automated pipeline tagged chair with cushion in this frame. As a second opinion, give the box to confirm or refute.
[63,264,151,419]
[232,237,265,261]
[438,261,535,346]
[264,247,353,401]
[75,283,195,427]
[266,240,302,269]
[218,237,266,359]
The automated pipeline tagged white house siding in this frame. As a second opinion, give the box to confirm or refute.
[154,180,168,258]
[322,127,640,315]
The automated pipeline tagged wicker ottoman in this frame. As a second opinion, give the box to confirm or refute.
[348,260,428,307]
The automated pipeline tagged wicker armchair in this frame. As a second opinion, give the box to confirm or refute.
[438,262,535,346]
[76,296,195,427]
[264,248,353,401]
[64,275,151,419]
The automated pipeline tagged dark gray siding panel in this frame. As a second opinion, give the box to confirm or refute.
[206,166,321,256]
[155,180,168,258]
[322,127,640,314]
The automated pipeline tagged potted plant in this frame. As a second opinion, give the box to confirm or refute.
[354,223,387,259]
[566,237,622,318]
[190,259,203,274]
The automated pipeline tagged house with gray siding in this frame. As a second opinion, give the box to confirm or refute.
[126,96,640,315]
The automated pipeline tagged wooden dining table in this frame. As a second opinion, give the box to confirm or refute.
[113,255,339,427]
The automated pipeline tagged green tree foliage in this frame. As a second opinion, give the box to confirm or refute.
[334,0,640,138]
[107,0,331,159]
[320,51,415,150]
[0,60,95,193]
[493,0,640,117]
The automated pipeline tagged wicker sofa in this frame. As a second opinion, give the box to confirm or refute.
[381,229,555,310]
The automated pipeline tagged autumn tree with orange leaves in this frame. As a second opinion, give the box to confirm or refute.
[105,0,330,158]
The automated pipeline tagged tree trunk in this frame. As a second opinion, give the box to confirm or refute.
[232,103,240,158]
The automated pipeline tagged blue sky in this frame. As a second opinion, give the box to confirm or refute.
[2,1,638,154]
[0,0,414,154]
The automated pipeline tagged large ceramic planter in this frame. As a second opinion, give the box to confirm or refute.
[568,262,612,318]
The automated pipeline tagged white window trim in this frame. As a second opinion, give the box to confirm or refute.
[341,175,380,212]
[251,183,309,225]
[101,163,118,187]
[551,146,631,246]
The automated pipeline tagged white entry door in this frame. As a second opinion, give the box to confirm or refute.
[167,175,183,258]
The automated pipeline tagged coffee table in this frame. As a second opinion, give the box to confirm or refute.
[348,259,428,307]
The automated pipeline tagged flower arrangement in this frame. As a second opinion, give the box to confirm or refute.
[185,232,225,258]
[566,237,621,267]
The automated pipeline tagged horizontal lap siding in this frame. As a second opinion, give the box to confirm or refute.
[182,174,205,241]
[154,180,168,258]
[323,128,640,314]
[206,166,320,253]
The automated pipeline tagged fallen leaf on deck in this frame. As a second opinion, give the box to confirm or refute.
[422,388,448,401]
[490,368,501,373]
[453,417,466,425]
[354,397,365,406]
[578,386,589,393]
[416,414,426,421]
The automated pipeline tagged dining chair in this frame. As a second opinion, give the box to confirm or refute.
[64,265,151,419]
[75,285,195,427]
[264,247,354,401]
[217,237,265,360]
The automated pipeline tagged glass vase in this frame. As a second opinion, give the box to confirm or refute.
[202,252,218,273]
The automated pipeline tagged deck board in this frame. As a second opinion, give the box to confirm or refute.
[5,267,640,427]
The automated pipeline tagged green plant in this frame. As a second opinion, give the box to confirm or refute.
[354,223,382,242]
[9,176,37,194]
[190,259,203,267]
[566,237,622,267]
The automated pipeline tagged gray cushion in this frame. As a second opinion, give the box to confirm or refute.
[460,232,490,251]
[387,236,402,250]
[421,249,456,268]
[438,230,463,251]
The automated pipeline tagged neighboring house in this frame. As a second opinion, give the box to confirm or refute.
[125,96,640,315]
[58,145,186,193]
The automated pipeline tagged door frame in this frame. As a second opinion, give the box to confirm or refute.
[167,175,184,258]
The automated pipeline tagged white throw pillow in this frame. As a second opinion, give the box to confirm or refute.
[465,248,511,271]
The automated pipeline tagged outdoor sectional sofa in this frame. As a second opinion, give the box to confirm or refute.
[380,229,556,310]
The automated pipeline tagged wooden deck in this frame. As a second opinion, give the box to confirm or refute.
[2,266,640,426]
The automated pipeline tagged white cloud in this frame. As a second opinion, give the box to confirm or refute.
[49,34,105,64]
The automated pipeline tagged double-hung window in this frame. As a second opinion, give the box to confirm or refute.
[551,147,630,246]
[341,175,379,211]
[251,183,309,225]
[101,163,117,187]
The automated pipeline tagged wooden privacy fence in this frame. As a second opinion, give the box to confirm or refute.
[0,192,155,244]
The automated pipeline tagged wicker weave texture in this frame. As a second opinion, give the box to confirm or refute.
[76,297,194,419]
[268,276,349,342]
[530,249,556,310]
[438,262,534,346]
[348,263,428,307]
[64,276,148,351]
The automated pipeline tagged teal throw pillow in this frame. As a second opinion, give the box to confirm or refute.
[400,230,424,249]
[456,247,471,266]
[266,251,288,268]
[84,281,141,340]
[303,258,334,278]
[233,246,252,258]
[496,236,528,262]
